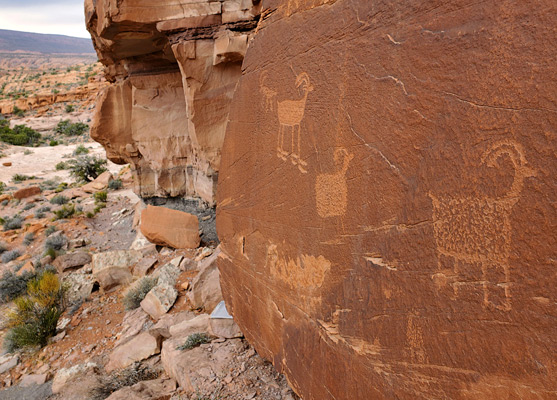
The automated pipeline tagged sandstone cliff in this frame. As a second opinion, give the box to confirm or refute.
[216,1,557,399]
[88,0,557,399]
[86,0,261,203]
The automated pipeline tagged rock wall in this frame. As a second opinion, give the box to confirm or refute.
[217,1,557,399]
[86,0,260,203]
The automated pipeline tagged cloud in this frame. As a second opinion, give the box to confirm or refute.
[0,2,90,38]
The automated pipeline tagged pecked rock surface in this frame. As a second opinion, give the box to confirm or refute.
[85,0,261,204]
[217,1,557,399]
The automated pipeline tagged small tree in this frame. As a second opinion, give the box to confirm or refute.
[68,155,107,182]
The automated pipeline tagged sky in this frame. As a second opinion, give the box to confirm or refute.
[0,0,90,39]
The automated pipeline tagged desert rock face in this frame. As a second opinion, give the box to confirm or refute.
[217,1,557,399]
[86,0,261,203]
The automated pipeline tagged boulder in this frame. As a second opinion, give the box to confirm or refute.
[64,271,97,304]
[92,250,142,290]
[13,186,41,200]
[106,332,162,372]
[115,308,151,347]
[52,362,98,394]
[161,337,243,391]
[208,301,242,339]
[105,379,176,400]
[140,205,200,249]
[52,251,92,273]
[81,171,113,193]
[187,249,222,311]
[133,256,157,277]
[168,314,210,338]
[140,283,178,320]
[19,373,48,387]
[208,318,242,339]
[216,1,557,399]
[16,261,34,277]
[0,354,19,374]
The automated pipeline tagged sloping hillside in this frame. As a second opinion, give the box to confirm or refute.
[0,29,94,54]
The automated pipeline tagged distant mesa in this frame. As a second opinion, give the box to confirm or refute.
[0,29,95,54]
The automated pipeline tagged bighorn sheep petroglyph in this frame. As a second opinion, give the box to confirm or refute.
[430,140,536,311]
[276,72,313,173]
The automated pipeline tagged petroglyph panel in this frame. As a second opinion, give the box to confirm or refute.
[218,1,557,399]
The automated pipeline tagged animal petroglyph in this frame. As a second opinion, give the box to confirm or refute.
[315,148,353,218]
[259,71,277,112]
[266,243,330,289]
[430,140,535,311]
[276,72,313,173]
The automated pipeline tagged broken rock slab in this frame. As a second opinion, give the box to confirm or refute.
[106,331,162,372]
[168,314,210,338]
[187,248,222,312]
[0,354,19,374]
[52,251,92,274]
[52,362,98,394]
[92,250,142,290]
[105,379,177,400]
[140,205,200,249]
[140,283,178,320]
[13,186,41,200]
[209,301,242,339]
[19,373,49,387]
[82,171,113,193]
[115,308,151,347]
[133,256,157,277]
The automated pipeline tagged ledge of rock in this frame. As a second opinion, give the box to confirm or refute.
[216,1,557,399]
[86,0,261,204]
[140,205,200,249]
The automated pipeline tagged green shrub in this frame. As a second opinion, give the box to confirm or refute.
[53,204,75,220]
[68,155,107,183]
[55,183,68,193]
[72,144,89,156]
[123,277,157,311]
[50,195,68,205]
[0,271,35,303]
[49,140,59,146]
[86,212,94,218]
[43,248,56,260]
[44,225,56,236]
[23,203,35,211]
[44,234,66,251]
[94,203,106,214]
[108,179,123,190]
[0,124,41,146]
[39,179,58,191]
[94,191,107,203]
[1,199,8,206]
[37,206,51,213]
[23,149,32,155]
[55,120,88,136]
[55,161,70,170]
[65,104,74,113]
[1,249,21,263]
[0,181,5,194]
[12,174,35,183]
[34,211,44,219]
[11,106,25,117]
[4,271,66,351]
[3,215,23,231]
[177,333,211,350]
[23,233,35,246]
